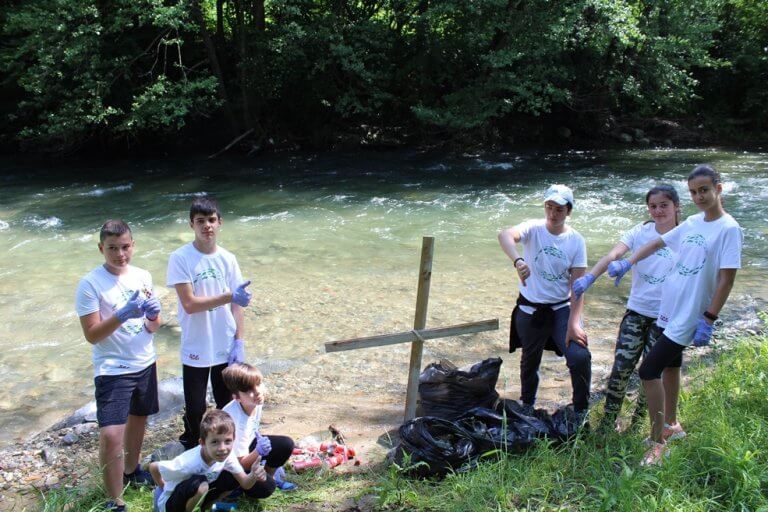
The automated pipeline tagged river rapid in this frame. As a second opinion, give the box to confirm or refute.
[0,148,766,448]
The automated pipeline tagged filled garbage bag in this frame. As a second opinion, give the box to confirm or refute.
[418,358,502,420]
[457,407,539,453]
[548,405,583,441]
[392,416,479,478]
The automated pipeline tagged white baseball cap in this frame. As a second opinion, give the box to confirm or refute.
[543,184,574,208]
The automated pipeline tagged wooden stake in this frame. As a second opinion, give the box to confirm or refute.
[404,237,434,421]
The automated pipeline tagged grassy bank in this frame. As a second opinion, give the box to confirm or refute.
[40,333,768,511]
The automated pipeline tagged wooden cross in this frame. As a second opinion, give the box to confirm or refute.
[325,237,499,422]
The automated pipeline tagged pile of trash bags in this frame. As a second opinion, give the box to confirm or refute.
[395,358,585,478]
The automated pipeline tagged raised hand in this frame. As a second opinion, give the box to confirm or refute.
[116,290,144,323]
[231,280,252,307]
[141,296,161,321]
[607,259,632,286]
[255,433,272,457]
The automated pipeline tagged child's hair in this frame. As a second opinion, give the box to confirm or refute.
[99,219,132,242]
[199,409,236,441]
[687,164,721,185]
[222,363,263,394]
[189,195,221,221]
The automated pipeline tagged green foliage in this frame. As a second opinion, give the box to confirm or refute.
[375,334,768,511]
[2,0,220,152]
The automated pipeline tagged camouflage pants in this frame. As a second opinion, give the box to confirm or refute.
[601,310,662,425]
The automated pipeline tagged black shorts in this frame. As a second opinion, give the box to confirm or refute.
[94,363,159,427]
[638,333,684,381]
[165,475,208,512]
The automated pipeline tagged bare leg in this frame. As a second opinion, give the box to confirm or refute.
[99,424,127,504]
[123,414,148,473]
[642,378,665,443]
[662,367,681,425]
[186,482,209,512]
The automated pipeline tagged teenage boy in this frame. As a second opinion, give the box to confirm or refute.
[75,220,162,512]
[221,363,296,498]
[167,196,253,448]
[150,409,266,512]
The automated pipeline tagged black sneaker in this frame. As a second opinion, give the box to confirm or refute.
[104,501,126,512]
[123,464,153,486]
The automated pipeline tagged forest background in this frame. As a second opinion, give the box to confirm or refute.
[1,0,766,155]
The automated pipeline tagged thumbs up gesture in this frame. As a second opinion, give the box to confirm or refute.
[231,280,252,307]
[116,290,144,323]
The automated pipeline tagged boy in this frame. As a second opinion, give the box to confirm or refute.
[167,196,253,448]
[221,363,296,498]
[150,409,266,512]
[75,220,162,512]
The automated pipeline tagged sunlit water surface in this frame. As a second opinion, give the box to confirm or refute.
[0,148,766,447]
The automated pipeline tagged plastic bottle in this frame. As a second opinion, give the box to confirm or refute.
[325,453,345,468]
[292,457,323,472]
[211,503,237,511]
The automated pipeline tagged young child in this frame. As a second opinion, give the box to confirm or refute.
[75,220,162,512]
[573,185,680,431]
[221,363,296,498]
[167,196,253,449]
[150,409,266,512]
[608,165,742,465]
[498,184,591,421]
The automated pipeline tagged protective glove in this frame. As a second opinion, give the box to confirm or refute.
[153,486,163,512]
[607,259,632,286]
[255,433,272,457]
[231,280,252,307]
[141,296,161,321]
[692,316,715,347]
[228,338,246,365]
[572,274,596,300]
[116,290,144,323]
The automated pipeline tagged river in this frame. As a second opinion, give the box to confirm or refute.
[0,148,766,447]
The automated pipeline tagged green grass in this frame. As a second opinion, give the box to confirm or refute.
[40,333,768,511]
[375,335,768,511]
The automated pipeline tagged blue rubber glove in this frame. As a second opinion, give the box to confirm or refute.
[607,259,632,286]
[116,290,144,323]
[141,296,161,321]
[255,433,272,457]
[153,486,163,512]
[228,338,246,365]
[231,280,252,307]
[572,274,596,300]
[692,316,715,347]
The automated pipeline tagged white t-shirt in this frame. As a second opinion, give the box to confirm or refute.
[157,445,245,512]
[75,265,157,377]
[515,219,587,314]
[166,243,243,367]
[223,400,264,458]
[658,213,742,346]
[620,222,677,318]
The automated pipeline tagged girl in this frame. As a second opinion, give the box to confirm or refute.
[498,184,591,420]
[572,185,680,432]
[608,165,742,465]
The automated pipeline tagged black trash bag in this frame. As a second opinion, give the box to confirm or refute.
[418,358,502,420]
[549,405,584,441]
[392,416,479,478]
[498,399,554,440]
[457,407,538,453]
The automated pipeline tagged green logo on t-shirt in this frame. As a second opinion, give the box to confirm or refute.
[639,247,675,285]
[676,234,707,276]
[194,268,223,285]
[535,245,569,282]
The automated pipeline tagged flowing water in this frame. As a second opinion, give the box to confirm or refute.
[0,148,767,447]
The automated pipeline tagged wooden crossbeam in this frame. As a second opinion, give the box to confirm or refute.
[324,319,500,353]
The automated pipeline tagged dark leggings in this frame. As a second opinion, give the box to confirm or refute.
[638,333,684,381]
[179,363,231,449]
[210,435,295,500]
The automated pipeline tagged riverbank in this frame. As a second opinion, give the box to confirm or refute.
[0,306,763,511]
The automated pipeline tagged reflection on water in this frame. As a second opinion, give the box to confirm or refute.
[0,148,766,446]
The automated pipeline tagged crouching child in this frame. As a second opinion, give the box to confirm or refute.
[150,409,266,512]
[221,363,297,497]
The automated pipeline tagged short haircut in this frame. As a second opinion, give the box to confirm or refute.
[189,195,221,221]
[99,219,132,243]
[199,409,236,441]
[222,363,263,394]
